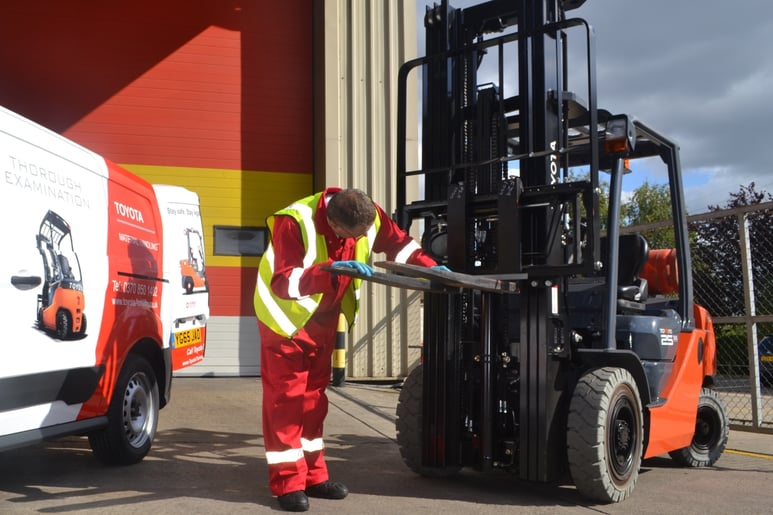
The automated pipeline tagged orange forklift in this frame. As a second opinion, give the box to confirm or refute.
[36,209,86,339]
[386,0,729,503]
[180,227,207,294]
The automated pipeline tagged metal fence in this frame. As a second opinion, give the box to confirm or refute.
[627,201,773,434]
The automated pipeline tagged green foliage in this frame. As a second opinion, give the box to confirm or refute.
[622,181,670,225]
[565,168,609,230]
[691,182,773,317]
[715,324,750,375]
[621,180,675,249]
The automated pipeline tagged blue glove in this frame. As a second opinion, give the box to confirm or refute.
[432,265,451,273]
[331,260,374,277]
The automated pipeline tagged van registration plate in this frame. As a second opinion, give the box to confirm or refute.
[761,355,773,362]
[174,327,202,348]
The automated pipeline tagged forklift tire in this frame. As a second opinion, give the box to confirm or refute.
[79,313,87,336]
[396,364,461,478]
[668,388,728,467]
[567,367,643,503]
[88,354,159,465]
[56,310,72,339]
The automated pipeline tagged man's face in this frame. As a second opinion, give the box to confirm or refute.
[327,217,371,240]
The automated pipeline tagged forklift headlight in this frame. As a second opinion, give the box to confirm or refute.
[604,115,635,154]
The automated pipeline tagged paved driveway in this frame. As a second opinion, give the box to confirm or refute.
[1,378,772,514]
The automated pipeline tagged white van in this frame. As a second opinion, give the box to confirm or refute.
[1,105,209,464]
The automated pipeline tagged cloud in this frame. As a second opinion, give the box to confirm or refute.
[575,0,773,213]
[415,0,773,214]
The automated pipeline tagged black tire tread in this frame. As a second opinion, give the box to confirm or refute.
[88,354,158,465]
[567,367,643,503]
[396,365,461,478]
[668,387,728,467]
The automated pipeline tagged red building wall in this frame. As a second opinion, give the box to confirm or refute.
[0,1,313,318]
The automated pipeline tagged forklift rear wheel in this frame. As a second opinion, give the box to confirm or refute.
[79,313,87,335]
[88,354,159,465]
[56,310,72,339]
[568,367,643,503]
[668,388,728,467]
[396,364,461,478]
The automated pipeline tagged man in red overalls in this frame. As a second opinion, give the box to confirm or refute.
[253,188,443,511]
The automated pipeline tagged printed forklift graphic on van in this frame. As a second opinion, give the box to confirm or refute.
[36,210,86,339]
[180,227,207,294]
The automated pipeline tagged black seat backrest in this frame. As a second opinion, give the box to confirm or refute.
[600,234,650,309]
[617,234,649,287]
[59,254,74,279]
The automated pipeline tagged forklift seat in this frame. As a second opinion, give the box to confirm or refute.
[601,234,650,311]
[617,234,649,301]
[59,255,74,279]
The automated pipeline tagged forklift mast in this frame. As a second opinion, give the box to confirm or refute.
[394,0,697,486]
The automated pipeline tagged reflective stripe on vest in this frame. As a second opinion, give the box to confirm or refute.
[254,192,380,338]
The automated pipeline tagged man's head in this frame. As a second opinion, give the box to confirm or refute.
[327,188,376,239]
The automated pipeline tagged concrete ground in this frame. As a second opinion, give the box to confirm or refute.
[1,377,772,514]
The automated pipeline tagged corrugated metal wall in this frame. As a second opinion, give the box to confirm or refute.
[318,1,423,378]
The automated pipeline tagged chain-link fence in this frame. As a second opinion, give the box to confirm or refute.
[628,201,773,433]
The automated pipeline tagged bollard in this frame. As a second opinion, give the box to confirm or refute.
[331,313,347,386]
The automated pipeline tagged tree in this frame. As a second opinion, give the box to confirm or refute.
[621,180,675,250]
[691,182,773,319]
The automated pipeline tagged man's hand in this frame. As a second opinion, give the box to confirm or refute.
[431,265,451,273]
[331,260,374,277]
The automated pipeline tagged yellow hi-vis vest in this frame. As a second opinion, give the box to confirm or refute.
[253,192,380,338]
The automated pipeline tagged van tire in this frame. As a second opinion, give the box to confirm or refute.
[89,354,159,465]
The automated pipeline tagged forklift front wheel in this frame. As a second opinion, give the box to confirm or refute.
[568,367,643,503]
[668,388,728,467]
[396,364,461,478]
[56,310,72,339]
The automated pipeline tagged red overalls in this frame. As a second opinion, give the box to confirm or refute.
[257,188,435,496]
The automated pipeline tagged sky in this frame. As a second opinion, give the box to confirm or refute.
[414,0,773,214]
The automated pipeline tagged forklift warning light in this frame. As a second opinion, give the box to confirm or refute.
[604,115,635,154]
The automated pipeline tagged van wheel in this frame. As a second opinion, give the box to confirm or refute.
[88,354,159,465]
[56,310,72,339]
[568,367,643,503]
[668,388,728,467]
[396,365,461,478]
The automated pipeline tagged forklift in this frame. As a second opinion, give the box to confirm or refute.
[36,209,86,339]
[180,227,207,294]
[385,0,728,503]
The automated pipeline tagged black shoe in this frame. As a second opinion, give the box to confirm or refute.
[305,480,349,499]
[277,490,309,512]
